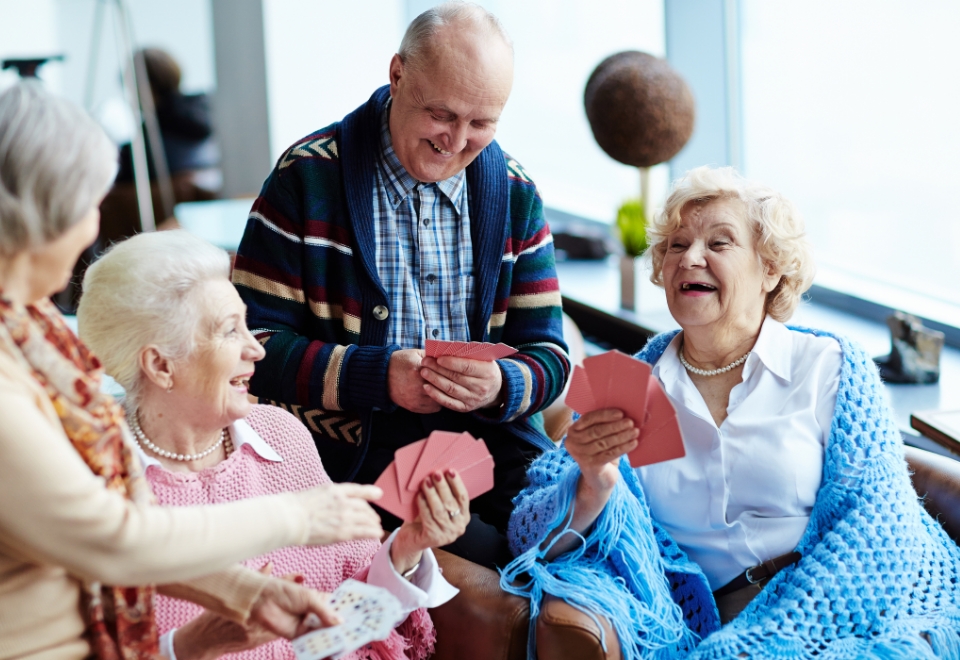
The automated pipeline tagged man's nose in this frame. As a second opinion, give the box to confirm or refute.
[446,121,469,153]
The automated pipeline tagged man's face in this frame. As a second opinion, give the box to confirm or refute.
[388,32,513,183]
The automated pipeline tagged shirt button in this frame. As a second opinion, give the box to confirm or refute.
[393,194,401,204]
[426,273,437,284]
[423,218,430,227]
[432,329,439,337]
[372,305,389,321]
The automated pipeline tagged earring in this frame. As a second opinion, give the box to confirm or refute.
[166,382,173,394]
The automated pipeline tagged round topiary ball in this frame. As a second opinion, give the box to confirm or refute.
[584,51,695,168]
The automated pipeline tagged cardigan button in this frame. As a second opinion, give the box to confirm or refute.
[372,305,389,321]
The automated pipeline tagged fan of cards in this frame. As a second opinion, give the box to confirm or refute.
[425,339,517,361]
[292,580,404,660]
[374,430,495,521]
[564,350,686,468]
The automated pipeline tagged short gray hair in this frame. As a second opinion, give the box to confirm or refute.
[399,1,512,70]
[0,82,117,257]
[647,166,815,322]
[78,230,230,411]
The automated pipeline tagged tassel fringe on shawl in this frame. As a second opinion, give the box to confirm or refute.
[501,327,960,659]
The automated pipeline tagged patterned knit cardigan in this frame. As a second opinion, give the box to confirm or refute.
[501,327,960,660]
[232,85,569,481]
[150,404,436,660]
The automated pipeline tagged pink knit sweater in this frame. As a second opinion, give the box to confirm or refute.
[148,404,436,660]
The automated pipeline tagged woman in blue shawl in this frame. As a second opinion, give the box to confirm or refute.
[502,167,960,659]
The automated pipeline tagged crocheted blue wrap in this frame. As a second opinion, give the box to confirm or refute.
[501,327,960,659]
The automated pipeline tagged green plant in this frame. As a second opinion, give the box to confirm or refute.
[616,197,647,257]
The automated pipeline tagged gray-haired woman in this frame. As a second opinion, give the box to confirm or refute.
[0,83,384,660]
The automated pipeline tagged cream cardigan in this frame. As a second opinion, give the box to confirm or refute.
[0,344,313,660]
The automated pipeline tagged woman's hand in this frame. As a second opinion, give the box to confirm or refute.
[566,409,638,494]
[537,409,638,562]
[390,470,471,575]
[173,610,276,660]
[249,576,341,638]
[297,483,384,546]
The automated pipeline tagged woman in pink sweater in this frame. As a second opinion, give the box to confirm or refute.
[79,231,467,660]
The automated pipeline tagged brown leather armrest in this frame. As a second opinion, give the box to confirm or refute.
[905,445,960,543]
[537,595,621,660]
[430,550,529,660]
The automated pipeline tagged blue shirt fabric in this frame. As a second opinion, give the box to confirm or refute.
[373,103,474,349]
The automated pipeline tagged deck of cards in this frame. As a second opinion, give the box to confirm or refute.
[564,350,686,468]
[425,339,517,361]
[292,580,404,660]
[373,430,495,522]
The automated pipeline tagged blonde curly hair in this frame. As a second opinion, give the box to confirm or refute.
[646,166,815,322]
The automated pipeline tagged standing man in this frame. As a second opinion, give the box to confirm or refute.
[233,2,569,568]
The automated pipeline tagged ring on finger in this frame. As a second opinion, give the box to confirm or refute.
[447,508,462,520]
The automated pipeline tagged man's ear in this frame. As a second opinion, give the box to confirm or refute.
[139,346,174,392]
[388,53,404,95]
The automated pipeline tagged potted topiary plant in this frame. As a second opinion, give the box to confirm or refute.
[584,50,695,311]
[616,194,647,311]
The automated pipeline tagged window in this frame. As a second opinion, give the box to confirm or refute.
[739,0,960,326]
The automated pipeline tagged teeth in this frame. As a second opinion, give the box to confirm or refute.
[429,140,452,155]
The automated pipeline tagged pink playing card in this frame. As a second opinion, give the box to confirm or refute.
[600,351,652,432]
[564,365,599,413]
[394,439,427,505]
[405,431,464,493]
[415,432,476,485]
[446,437,492,474]
[456,454,495,499]
[629,377,686,467]
[467,343,518,361]
[373,458,416,521]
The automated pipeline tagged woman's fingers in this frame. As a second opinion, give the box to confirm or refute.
[570,408,625,431]
[444,470,471,511]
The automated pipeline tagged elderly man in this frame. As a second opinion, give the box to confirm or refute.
[233,2,569,568]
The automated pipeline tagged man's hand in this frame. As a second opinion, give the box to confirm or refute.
[389,349,442,413]
[420,355,503,413]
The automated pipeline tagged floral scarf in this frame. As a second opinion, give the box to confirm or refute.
[0,296,159,660]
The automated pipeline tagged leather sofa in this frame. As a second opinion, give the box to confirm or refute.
[428,444,960,660]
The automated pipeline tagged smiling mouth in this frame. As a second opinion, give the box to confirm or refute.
[681,282,717,292]
[229,377,250,388]
[428,140,452,156]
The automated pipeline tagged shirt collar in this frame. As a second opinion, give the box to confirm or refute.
[747,315,793,382]
[652,315,792,383]
[378,100,466,211]
[132,417,283,469]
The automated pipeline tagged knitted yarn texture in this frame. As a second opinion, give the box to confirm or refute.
[502,327,960,659]
[148,404,435,660]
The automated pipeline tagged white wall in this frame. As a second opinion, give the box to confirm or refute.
[261,0,405,161]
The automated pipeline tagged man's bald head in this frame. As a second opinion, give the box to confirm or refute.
[399,2,513,73]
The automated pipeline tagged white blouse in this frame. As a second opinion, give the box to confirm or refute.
[637,317,842,591]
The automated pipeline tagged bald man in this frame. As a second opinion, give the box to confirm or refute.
[233,2,569,568]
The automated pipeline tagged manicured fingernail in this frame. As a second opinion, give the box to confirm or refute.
[304,613,321,629]
[294,575,305,584]
[446,469,455,477]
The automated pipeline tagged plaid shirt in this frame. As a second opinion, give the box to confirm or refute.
[374,105,474,349]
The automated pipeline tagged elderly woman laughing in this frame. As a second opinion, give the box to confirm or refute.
[79,230,468,660]
[502,167,960,659]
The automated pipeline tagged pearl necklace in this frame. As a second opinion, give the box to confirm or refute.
[678,342,750,377]
[129,410,227,462]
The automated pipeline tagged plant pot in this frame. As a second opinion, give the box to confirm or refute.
[619,255,636,311]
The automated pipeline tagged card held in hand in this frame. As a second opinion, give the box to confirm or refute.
[424,339,517,361]
[373,430,495,522]
[292,580,404,660]
[563,350,685,468]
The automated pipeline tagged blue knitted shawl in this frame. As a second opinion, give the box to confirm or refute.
[501,327,960,659]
